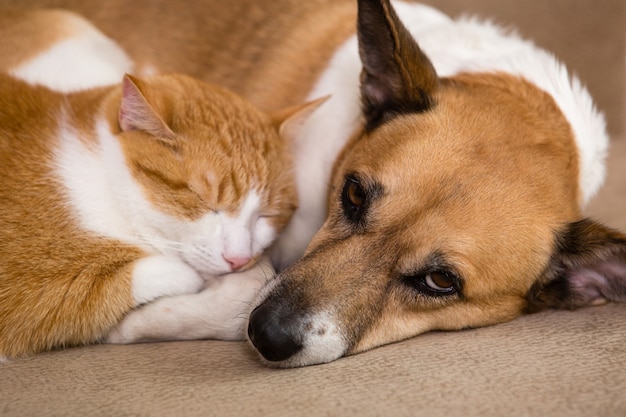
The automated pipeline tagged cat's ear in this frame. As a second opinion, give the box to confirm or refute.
[118,74,176,142]
[525,219,626,313]
[271,95,331,143]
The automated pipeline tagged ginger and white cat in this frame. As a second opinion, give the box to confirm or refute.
[0,10,321,357]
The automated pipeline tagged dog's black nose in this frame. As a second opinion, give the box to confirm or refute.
[248,302,303,362]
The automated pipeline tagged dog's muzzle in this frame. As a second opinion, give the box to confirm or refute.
[247,268,348,367]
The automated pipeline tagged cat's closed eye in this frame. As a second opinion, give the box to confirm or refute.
[131,161,210,219]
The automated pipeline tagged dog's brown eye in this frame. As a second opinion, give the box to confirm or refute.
[341,175,367,223]
[425,272,455,292]
[403,269,459,297]
[346,181,365,207]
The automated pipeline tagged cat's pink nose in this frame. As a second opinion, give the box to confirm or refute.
[224,256,251,271]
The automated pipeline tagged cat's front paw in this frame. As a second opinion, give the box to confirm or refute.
[105,255,275,344]
[131,255,204,306]
[105,323,136,344]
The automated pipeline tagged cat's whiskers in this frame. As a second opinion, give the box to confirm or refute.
[131,235,186,254]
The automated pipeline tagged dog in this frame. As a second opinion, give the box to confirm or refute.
[5,0,625,367]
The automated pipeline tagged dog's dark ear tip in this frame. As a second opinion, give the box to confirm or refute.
[356,0,438,130]
[525,219,626,313]
[523,277,572,313]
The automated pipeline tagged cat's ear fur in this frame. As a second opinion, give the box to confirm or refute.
[525,219,626,313]
[119,74,176,141]
[271,95,331,143]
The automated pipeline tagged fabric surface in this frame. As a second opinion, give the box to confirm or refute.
[1,304,625,416]
[0,0,624,416]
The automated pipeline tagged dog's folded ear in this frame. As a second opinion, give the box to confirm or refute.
[525,219,626,313]
[357,0,439,131]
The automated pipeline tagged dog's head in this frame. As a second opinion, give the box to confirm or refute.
[247,0,626,367]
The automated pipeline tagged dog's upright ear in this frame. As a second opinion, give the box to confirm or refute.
[525,219,626,313]
[356,0,439,131]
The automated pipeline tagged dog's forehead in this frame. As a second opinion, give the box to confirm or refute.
[347,74,579,203]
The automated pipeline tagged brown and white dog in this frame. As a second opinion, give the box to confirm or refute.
[5,0,626,367]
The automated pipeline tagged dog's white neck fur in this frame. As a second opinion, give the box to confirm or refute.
[273,1,608,270]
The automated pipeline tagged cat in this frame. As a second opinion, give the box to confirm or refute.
[0,68,323,358]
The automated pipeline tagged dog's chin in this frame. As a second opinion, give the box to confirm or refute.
[252,345,346,369]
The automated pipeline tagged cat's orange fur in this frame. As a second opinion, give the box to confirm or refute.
[0,9,100,71]
[0,72,305,358]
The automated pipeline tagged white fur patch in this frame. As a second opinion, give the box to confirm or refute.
[131,255,204,305]
[272,0,607,269]
[293,312,346,366]
[54,123,133,240]
[183,190,274,274]
[270,38,363,270]
[221,191,271,260]
[10,30,133,92]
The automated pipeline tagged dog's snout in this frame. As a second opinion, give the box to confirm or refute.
[248,303,303,362]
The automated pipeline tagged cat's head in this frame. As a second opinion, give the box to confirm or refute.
[110,74,324,276]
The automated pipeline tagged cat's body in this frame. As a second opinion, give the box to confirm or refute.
[0,9,328,356]
[0,9,133,92]
[0,68,301,357]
